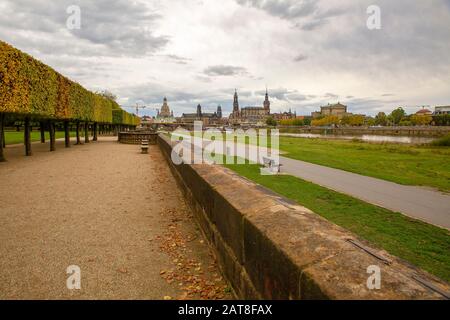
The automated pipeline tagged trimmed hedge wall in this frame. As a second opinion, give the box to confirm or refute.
[0,40,138,125]
[112,109,140,126]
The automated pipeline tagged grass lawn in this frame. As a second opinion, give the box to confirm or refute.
[225,162,450,282]
[4,131,78,145]
[171,132,450,191]
[278,137,450,192]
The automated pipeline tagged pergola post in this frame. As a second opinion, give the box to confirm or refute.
[84,122,89,143]
[1,123,5,148]
[93,122,98,141]
[76,121,81,145]
[24,117,32,156]
[0,113,5,162]
[40,122,46,143]
[64,121,70,148]
[49,121,56,152]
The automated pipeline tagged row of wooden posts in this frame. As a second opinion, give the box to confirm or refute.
[0,114,135,162]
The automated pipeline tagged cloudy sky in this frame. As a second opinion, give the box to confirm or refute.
[1,0,449,117]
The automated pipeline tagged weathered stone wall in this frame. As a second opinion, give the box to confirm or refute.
[157,134,449,300]
[118,132,158,145]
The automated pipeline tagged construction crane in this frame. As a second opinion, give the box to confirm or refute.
[119,103,146,116]
[134,103,147,116]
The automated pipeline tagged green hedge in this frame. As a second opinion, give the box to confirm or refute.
[0,40,138,125]
[112,109,140,126]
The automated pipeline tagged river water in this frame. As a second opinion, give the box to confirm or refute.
[280,133,435,144]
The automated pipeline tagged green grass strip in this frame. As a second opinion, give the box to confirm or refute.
[225,162,450,282]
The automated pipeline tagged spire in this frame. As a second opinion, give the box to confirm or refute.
[263,87,270,114]
[217,105,222,118]
[233,89,239,113]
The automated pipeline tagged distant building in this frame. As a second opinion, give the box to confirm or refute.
[415,108,433,116]
[311,102,350,119]
[434,106,450,115]
[229,89,270,124]
[181,104,223,125]
[140,115,153,125]
[272,109,296,121]
[156,97,175,123]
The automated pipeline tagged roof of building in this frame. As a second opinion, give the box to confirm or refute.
[322,102,347,109]
[242,106,264,110]
[416,108,432,114]
[182,113,218,118]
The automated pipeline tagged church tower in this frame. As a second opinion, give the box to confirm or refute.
[233,89,240,114]
[160,97,171,117]
[263,88,270,114]
[217,105,222,118]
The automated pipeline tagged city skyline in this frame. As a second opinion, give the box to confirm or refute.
[1,0,449,117]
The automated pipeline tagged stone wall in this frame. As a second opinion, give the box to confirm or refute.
[157,134,449,300]
[118,132,158,145]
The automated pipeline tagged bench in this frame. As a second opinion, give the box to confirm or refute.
[260,156,282,175]
[141,140,149,154]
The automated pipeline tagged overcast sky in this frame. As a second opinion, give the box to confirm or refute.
[1,0,449,117]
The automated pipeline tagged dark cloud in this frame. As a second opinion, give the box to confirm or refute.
[297,6,348,30]
[238,0,346,31]
[255,88,298,101]
[286,94,308,101]
[323,93,339,100]
[204,65,248,77]
[293,54,308,62]
[0,0,168,57]
[237,0,317,19]
[164,55,191,65]
[297,19,327,31]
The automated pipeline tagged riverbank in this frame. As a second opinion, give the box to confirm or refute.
[170,131,450,192]
[279,125,450,137]
[280,133,434,144]
[278,137,450,192]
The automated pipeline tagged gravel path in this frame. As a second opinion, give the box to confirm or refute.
[0,137,230,299]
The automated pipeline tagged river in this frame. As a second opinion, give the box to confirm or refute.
[280,133,435,144]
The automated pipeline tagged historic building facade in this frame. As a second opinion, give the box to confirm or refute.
[180,104,223,125]
[271,109,297,121]
[229,89,270,124]
[156,97,175,122]
[311,102,350,119]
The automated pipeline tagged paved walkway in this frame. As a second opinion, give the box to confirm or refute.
[279,156,450,229]
[176,134,450,229]
[0,137,230,299]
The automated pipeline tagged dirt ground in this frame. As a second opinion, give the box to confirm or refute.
[0,137,232,300]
